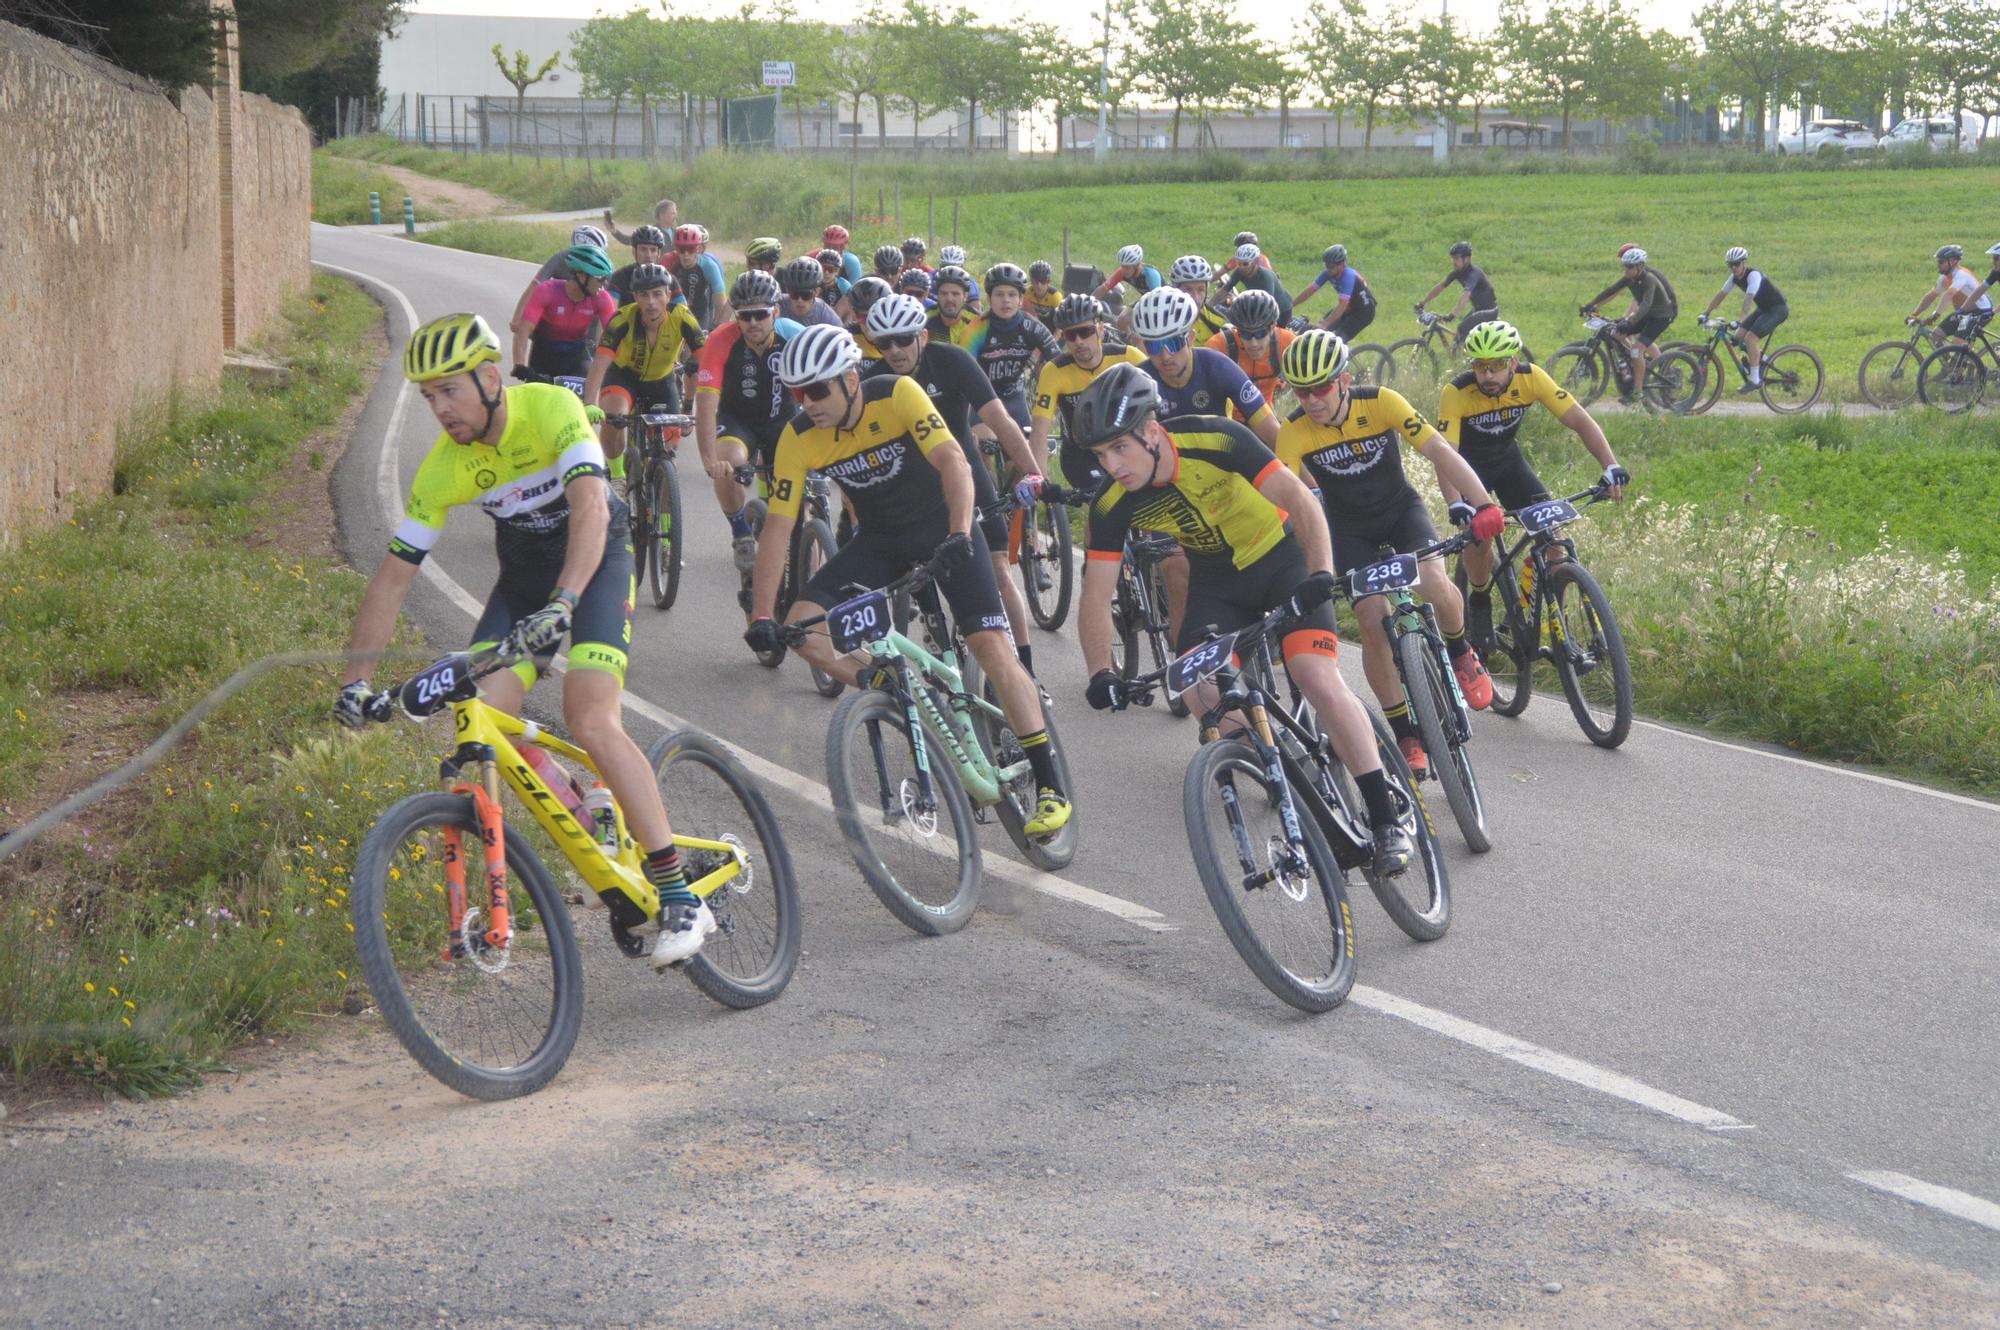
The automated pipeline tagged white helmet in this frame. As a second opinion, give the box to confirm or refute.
[1131,286,1199,342]
[864,293,930,340]
[777,324,862,388]
[1235,242,1261,265]
[1724,246,1749,264]
[1987,242,2000,257]
[1621,247,1649,266]
[1117,244,1145,266]
[939,245,966,265]
[571,224,609,249]
[1169,254,1213,284]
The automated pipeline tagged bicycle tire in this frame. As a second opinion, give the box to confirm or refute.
[1543,343,1605,406]
[1385,337,1440,390]
[1110,568,1140,681]
[647,729,801,1008]
[972,684,1078,872]
[1685,345,1726,415]
[1857,340,1922,410]
[1397,630,1490,854]
[350,792,583,1101]
[1183,737,1356,1012]
[1759,345,1825,414]
[1643,349,1704,414]
[1918,345,1986,414]
[1348,343,1392,387]
[629,473,655,605]
[1021,498,1074,631]
[1357,708,1452,940]
[826,688,982,934]
[1547,562,1632,749]
[1144,559,1189,718]
[652,458,684,609]
[1457,559,1531,717]
[798,518,844,697]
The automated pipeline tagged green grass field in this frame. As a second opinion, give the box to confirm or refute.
[311,151,427,225]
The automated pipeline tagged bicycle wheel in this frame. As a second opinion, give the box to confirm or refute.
[350,792,583,1101]
[1642,349,1703,414]
[1385,337,1440,390]
[1547,562,1632,749]
[1542,343,1605,406]
[1457,559,1531,717]
[650,457,684,610]
[1020,498,1074,630]
[826,688,982,934]
[628,475,655,605]
[796,518,843,697]
[1685,346,1725,415]
[1918,346,1986,414]
[1396,630,1490,854]
[1144,560,1189,719]
[1759,345,1825,414]
[1109,568,1139,680]
[1348,343,1391,387]
[1184,737,1356,1012]
[1857,340,1922,410]
[972,684,1078,872]
[647,729,800,1007]
[1359,708,1452,941]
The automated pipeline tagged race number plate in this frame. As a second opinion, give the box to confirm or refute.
[830,589,892,653]
[1347,553,1419,600]
[1519,498,1580,533]
[400,653,475,718]
[1168,632,1238,696]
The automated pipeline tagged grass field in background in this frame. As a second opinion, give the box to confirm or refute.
[311,150,427,225]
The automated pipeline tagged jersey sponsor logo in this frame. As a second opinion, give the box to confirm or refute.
[1305,429,1396,478]
[475,468,497,489]
[822,440,911,489]
[1462,404,1529,436]
[1190,388,1214,410]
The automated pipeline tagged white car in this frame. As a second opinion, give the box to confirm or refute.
[1775,119,1878,155]
[1881,115,1980,153]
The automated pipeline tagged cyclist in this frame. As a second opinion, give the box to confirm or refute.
[821,223,864,285]
[745,326,1072,835]
[1416,241,1499,353]
[511,244,618,381]
[929,266,980,345]
[1435,320,1628,646]
[780,256,843,328]
[1216,243,1294,327]
[863,293,1045,668]
[509,224,612,340]
[938,246,980,305]
[815,248,853,303]
[1028,293,1146,493]
[1169,255,1231,343]
[1205,289,1296,412]
[1700,247,1789,391]
[1026,260,1062,325]
[1222,230,1273,276]
[873,244,905,282]
[583,263,704,477]
[898,268,937,309]
[963,263,1060,431]
[337,313,714,965]
[1130,286,1278,444]
[672,224,727,330]
[843,275,895,359]
[1911,243,1994,346]
[1275,331,1504,776]
[1296,245,1378,341]
[900,236,933,274]
[694,271,801,604]
[605,198,676,247]
[1072,363,1412,873]
[743,237,783,277]
[607,225,675,307]
[1093,244,1165,316]
[1583,248,1677,402]
[1957,241,2000,309]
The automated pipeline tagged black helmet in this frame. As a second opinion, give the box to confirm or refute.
[1322,244,1348,266]
[847,275,893,317]
[1449,241,1473,258]
[1028,260,1054,282]
[779,256,824,295]
[628,263,675,293]
[902,236,927,259]
[934,265,972,292]
[1069,362,1162,448]
[1230,289,1280,334]
[632,224,669,249]
[873,244,904,276]
[1233,231,1258,248]
[897,268,934,297]
[731,270,782,307]
[985,262,1028,294]
[1053,292,1103,329]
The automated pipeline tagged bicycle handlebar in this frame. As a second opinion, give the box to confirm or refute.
[364,643,525,725]
[602,411,694,431]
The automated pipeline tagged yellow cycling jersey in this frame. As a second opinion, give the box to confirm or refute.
[853,325,884,361]
[1435,362,1575,463]
[1274,385,1431,521]
[769,374,955,544]
[928,307,979,347]
[1031,344,1147,425]
[595,301,703,383]
[1026,288,1061,317]
[1086,417,1289,570]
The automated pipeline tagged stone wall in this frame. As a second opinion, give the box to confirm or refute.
[231,93,314,346]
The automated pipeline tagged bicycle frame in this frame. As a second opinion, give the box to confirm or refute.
[1190,633,1321,890]
[1482,489,1605,651]
[859,626,1023,808]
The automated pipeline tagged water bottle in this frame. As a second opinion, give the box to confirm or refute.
[579,784,620,852]
[519,743,588,819]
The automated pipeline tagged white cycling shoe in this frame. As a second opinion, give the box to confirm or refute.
[649,900,717,969]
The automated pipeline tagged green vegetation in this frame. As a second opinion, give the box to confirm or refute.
[414,219,574,266]
[0,276,435,1097]
[310,150,424,226]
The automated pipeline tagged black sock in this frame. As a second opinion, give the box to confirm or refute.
[1443,626,1471,659]
[1017,642,1034,674]
[644,846,695,904]
[1383,702,1419,743]
[1356,769,1396,827]
[1019,730,1061,795]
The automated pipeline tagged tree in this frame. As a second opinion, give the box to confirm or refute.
[822,9,900,155]
[1904,0,2000,133]
[1502,0,1665,154]
[570,11,647,159]
[1407,16,1490,153]
[1132,0,1251,155]
[1817,15,1922,133]
[236,0,403,82]
[1694,0,1822,152]
[1021,24,1102,154]
[492,45,562,157]
[1306,0,1416,152]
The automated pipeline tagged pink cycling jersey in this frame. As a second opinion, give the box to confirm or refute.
[522,279,616,342]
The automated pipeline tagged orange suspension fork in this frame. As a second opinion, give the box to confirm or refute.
[439,753,513,956]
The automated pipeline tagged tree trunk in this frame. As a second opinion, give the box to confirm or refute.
[1279,90,1290,148]
[608,94,621,161]
[876,96,888,151]
[1561,107,1572,155]
[1170,100,1184,155]
[510,91,523,158]
[852,93,863,163]
[716,97,727,150]
[1363,102,1376,151]
[967,100,978,152]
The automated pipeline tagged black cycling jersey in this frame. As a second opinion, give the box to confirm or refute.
[696,320,795,448]
[607,262,679,308]
[963,310,1059,399]
[1447,264,1498,313]
[1591,269,1678,322]
[675,258,718,326]
[859,342,996,449]
[1723,268,1787,312]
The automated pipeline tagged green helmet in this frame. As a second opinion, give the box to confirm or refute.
[564,244,614,279]
[1280,329,1350,390]
[1462,320,1524,360]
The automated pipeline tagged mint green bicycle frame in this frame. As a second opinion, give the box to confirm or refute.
[857,627,1026,808]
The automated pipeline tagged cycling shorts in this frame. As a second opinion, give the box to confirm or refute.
[600,364,681,414]
[1178,532,1339,664]
[1740,303,1789,340]
[1465,450,1550,512]
[529,338,591,380]
[470,500,634,686]
[717,415,786,466]
[1623,312,1674,348]
[1942,309,1992,340]
[799,528,1009,641]
[1329,493,1438,579]
[1327,301,1376,341]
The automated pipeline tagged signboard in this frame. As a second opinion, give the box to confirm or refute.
[761,61,796,87]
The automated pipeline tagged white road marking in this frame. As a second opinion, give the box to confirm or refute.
[1847,1171,2000,1232]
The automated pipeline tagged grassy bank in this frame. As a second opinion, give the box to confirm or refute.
[0,276,437,1097]
[311,150,428,226]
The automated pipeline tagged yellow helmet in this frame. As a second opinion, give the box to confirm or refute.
[403,313,502,383]
[1280,328,1351,389]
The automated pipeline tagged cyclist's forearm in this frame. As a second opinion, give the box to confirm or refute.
[582,354,609,406]
[748,515,794,620]
[1419,281,1448,305]
[693,394,719,462]
[1422,435,1489,508]
[510,321,532,365]
[1027,417,1053,474]
[934,444,975,535]
[343,555,421,686]
[1078,561,1118,676]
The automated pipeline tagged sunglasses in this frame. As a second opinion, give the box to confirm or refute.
[1059,325,1099,342]
[876,332,920,350]
[792,380,839,403]
[1142,334,1189,355]
[736,308,773,322]
[1292,380,1341,400]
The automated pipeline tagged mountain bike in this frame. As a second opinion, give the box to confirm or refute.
[1118,602,1448,1012]
[1857,318,1947,409]
[1345,531,1490,853]
[1380,308,1458,397]
[1916,317,2000,413]
[1544,315,1703,413]
[601,409,691,610]
[1111,529,1190,720]
[1671,317,1825,415]
[1454,485,1632,748]
[736,464,841,696]
[348,645,800,1100]
[793,559,1078,936]
[982,437,1075,632]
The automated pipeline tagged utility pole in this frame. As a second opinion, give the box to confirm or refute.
[1094,1,1111,161]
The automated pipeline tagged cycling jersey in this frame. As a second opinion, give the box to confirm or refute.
[787,297,844,328]
[1590,269,1678,323]
[607,263,684,309]
[1102,263,1164,297]
[1219,265,1294,326]
[1085,416,1289,571]
[928,307,979,346]
[674,254,726,327]
[861,343,1008,546]
[1444,264,1497,313]
[1205,327,1298,408]
[1720,268,1787,312]
[1191,302,1230,343]
[1273,386,1431,524]
[523,280,616,343]
[1435,363,1574,468]
[696,320,795,446]
[1943,266,1994,313]
[962,309,1059,399]
[769,374,957,545]
[1026,287,1062,322]
[1142,347,1269,423]
[596,302,704,383]
[1032,342,1147,486]
[837,250,863,285]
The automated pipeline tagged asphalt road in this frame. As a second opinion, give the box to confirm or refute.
[3,227,1993,1328]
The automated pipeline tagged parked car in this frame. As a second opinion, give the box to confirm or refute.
[1775,119,1879,154]
[1881,114,1980,153]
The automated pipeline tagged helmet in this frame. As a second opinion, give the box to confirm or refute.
[631,224,668,250]
[731,270,782,307]
[1169,254,1213,284]
[873,244,904,276]
[864,293,930,340]
[933,265,972,292]
[1724,246,1749,265]
[822,223,850,246]
[780,256,825,295]
[1616,242,1639,257]
[1936,244,1964,261]
[571,224,608,249]
[1322,244,1348,266]
[1988,242,2000,257]
[1028,260,1054,282]
[939,245,966,265]
[815,247,843,269]
[1131,286,1199,341]
[745,236,783,264]
[902,236,928,259]
[1462,320,1524,360]
[984,262,1028,294]
[404,312,501,383]
[565,244,614,279]
[1233,231,1258,248]
[1053,292,1102,329]
[627,263,675,294]
[897,268,934,297]
[1229,289,1280,334]
[1620,248,1648,267]
[777,324,861,388]
[1235,242,1260,265]
[1449,241,1474,258]
[1116,244,1145,266]
[693,223,711,243]
[847,275,893,316]
[1280,329,1351,389]
[673,224,702,248]
[1069,362,1162,448]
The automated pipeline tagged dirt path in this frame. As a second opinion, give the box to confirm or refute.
[373,162,525,220]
